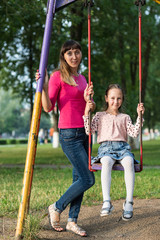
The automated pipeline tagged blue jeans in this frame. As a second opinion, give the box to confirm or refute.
[55,128,95,222]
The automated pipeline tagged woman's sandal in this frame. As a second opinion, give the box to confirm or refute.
[48,203,64,232]
[100,200,114,217]
[122,201,133,221]
[66,222,87,237]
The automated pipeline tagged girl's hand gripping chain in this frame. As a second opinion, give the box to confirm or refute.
[84,82,96,112]
[84,100,95,116]
[137,103,145,116]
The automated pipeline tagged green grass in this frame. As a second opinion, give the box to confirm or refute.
[139,139,160,166]
[0,139,160,218]
[22,214,40,240]
[0,168,160,218]
[0,139,160,166]
[0,144,70,165]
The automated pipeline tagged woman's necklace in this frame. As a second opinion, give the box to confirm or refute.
[72,72,79,85]
[72,73,79,77]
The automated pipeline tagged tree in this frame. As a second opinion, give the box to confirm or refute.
[0,88,51,136]
[0,0,46,122]
[0,89,26,135]
[1,0,160,132]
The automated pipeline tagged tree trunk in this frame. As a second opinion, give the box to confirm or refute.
[29,34,34,125]
[130,54,138,89]
[142,38,151,102]
[116,9,127,93]
[70,6,84,42]
[118,34,126,93]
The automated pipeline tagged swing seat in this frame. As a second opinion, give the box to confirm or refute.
[91,159,142,172]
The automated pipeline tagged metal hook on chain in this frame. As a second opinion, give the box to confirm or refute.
[135,0,146,6]
[84,0,94,8]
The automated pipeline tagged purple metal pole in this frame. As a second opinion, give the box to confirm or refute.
[27,0,57,210]
[36,0,57,93]
[27,0,57,215]
[15,1,56,239]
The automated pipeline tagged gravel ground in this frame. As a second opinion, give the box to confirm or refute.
[1,199,160,240]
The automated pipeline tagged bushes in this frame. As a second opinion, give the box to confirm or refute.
[0,139,28,145]
[0,138,51,145]
[0,138,52,145]
[8,139,17,144]
[0,139,7,145]
[18,139,28,144]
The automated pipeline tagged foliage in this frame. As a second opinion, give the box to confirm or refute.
[0,0,160,129]
[0,0,46,120]
[0,89,27,135]
[0,88,51,135]
[0,139,7,144]
[0,139,28,145]
[23,214,40,240]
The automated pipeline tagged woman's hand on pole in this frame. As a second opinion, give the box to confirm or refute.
[35,70,40,82]
[35,69,52,112]
[35,69,49,92]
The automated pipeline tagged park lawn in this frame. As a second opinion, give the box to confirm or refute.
[0,168,160,218]
[0,138,159,218]
[0,144,69,166]
[0,139,160,166]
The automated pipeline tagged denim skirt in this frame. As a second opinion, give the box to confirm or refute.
[92,141,134,164]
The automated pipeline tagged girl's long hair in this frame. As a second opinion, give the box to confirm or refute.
[55,40,82,86]
[105,84,125,111]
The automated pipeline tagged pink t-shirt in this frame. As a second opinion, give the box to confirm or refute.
[83,112,141,144]
[48,71,87,129]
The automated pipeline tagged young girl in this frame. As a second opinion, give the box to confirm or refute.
[83,84,145,221]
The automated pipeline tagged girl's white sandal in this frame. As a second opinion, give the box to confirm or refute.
[100,200,114,217]
[122,201,133,221]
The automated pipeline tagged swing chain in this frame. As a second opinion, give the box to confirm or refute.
[135,0,146,6]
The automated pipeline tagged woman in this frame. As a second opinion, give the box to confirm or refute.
[37,40,95,237]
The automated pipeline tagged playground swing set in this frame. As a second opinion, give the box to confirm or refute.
[87,0,145,173]
[15,0,146,239]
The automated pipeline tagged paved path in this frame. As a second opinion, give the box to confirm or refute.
[0,164,160,169]
[2,199,160,240]
[0,164,72,169]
